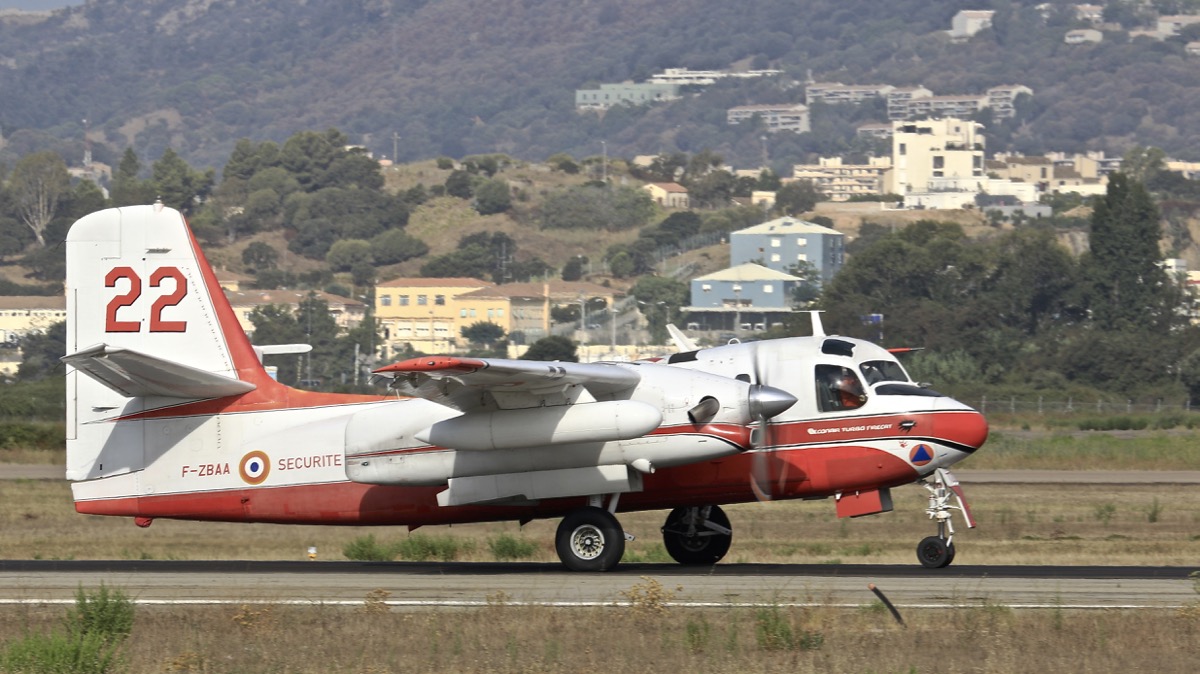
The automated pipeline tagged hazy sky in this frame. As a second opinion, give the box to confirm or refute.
[0,1,83,10]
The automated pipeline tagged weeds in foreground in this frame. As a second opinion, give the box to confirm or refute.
[619,577,680,617]
[1,585,134,674]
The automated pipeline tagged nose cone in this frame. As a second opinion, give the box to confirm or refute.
[749,384,798,420]
[939,406,989,454]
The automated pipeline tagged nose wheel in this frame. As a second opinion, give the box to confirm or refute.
[916,468,974,569]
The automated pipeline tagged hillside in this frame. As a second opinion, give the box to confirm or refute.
[2,0,1200,173]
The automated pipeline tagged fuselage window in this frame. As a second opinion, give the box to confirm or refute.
[860,359,909,385]
[815,364,867,412]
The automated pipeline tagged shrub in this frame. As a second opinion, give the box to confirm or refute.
[397,534,469,562]
[488,534,538,561]
[2,585,134,674]
[342,534,401,561]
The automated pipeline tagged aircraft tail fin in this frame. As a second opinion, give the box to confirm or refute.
[64,204,279,481]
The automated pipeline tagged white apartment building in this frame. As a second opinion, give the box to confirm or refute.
[805,83,895,105]
[791,157,892,201]
[727,104,810,133]
[948,10,995,39]
[886,118,985,196]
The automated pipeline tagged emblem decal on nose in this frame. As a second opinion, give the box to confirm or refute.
[909,444,933,466]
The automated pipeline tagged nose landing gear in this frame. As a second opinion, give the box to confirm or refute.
[916,468,975,569]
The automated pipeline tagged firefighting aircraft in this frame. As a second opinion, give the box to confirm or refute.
[62,204,987,571]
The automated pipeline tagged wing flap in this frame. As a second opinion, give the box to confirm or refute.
[62,343,256,399]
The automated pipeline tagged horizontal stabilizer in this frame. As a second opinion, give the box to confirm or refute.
[62,343,256,399]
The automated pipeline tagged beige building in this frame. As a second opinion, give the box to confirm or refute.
[726,104,810,133]
[224,289,366,339]
[374,277,619,356]
[0,296,68,377]
[805,83,894,105]
[886,118,985,196]
[791,157,892,201]
[642,182,690,208]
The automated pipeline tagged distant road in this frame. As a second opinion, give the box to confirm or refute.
[5,465,1200,484]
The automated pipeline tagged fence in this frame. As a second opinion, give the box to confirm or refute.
[971,396,1196,416]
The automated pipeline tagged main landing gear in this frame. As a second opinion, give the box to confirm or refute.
[661,505,732,565]
[554,499,735,571]
[915,468,975,569]
[555,495,629,572]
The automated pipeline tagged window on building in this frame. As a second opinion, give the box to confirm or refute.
[796,237,807,246]
[770,238,781,248]
[380,295,392,306]
[417,295,428,306]
[460,309,467,318]
[899,143,906,156]
[933,156,945,169]
[702,284,712,292]
[797,253,808,261]
[771,253,781,262]
[435,295,446,306]
[470,309,477,317]
[764,284,774,293]
[498,309,505,317]
[399,295,410,306]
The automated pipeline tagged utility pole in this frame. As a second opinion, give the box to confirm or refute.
[601,140,608,184]
[392,132,400,164]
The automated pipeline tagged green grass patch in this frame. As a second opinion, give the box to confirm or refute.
[969,428,1200,470]
[488,533,538,561]
[1,585,133,674]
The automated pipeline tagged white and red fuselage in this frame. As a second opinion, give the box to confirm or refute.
[65,205,988,531]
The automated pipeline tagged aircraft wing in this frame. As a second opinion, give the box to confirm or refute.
[62,343,256,399]
[373,356,640,411]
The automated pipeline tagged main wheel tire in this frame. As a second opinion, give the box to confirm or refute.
[916,535,954,569]
[662,505,732,566]
[555,507,625,572]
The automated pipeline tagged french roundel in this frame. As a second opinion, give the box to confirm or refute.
[909,444,934,467]
[239,451,271,485]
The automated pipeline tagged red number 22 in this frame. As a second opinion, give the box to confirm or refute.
[104,266,188,333]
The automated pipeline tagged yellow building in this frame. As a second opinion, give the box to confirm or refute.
[375,278,494,355]
[374,277,620,356]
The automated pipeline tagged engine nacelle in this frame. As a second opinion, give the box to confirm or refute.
[415,400,662,450]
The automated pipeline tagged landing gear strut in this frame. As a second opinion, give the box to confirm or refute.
[661,505,732,565]
[915,468,975,569]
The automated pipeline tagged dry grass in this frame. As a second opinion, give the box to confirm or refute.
[4,479,1200,566]
[3,597,1199,673]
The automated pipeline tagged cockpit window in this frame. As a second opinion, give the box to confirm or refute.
[860,359,908,386]
[815,364,867,412]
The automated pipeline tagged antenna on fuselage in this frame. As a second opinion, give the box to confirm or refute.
[807,310,826,337]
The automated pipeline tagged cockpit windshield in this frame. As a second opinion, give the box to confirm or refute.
[815,364,867,412]
[859,359,909,386]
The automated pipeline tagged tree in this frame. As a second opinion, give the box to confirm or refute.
[774,180,824,216]
[110,148,154,207]
[17,321,65,381]
[326,239,373,271]
[9,151,70,247]
[631,276,689,344]
[152,149,213,215]
[521,335,578,362]
[370,229,429,265]
[242,241,279,271]
[1082,173,1174,330]
[561,255,588,281]
[474,178,512,215]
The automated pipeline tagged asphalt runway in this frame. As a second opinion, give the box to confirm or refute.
[1,560,1195,609]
